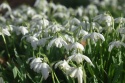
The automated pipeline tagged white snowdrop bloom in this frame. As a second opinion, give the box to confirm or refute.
[49,2,56,10]
[54,4,67,12]
[64,34,74,43]
[0,28,11,36]
[53,12,69,19]
[32,14,43,20]
[70,18,81,25]
[0,77,4,83]
[83,15,89,21]
[117,27,125,34]
[19,26,28,35]
[29,57,43,69]
[32,16,49,28]
[70,25,78,32]
[38,37,51,47]
[67,67,83,83]
[39,18,49,28]
[83,32,105,42]
[40,62,52,80]
[91,22,103,32]
[93,13,113,27]
[7,25,14,31]
[27,7,36,16]
[34,0,48,9]
[68,53,94,66]
[0,3,11,12]
[85,4,98,15]
[108,41,125,52]
[76,29,88,38]
[47,23,64,33]
[79,21,90,31]
[100,0,117,8]
[13,26,28,35]
[69,42,84,51]
[28,57,51,80]
[114,17,125,23]
[75,6,84,16]
[26,36,38,50]
[47,37,67,50]
[55,60,71,70]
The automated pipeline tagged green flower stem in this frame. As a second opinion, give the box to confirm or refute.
[2,34,10,57]
[52,71,56,83]
[53,71,60,83]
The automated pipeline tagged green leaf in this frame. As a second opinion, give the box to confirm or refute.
[13,67,18,78]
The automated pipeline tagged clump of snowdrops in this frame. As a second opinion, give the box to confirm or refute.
[0,0,125,83]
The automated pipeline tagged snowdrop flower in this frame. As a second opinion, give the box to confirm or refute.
[38,37,51,47]
[85,4,98,15]
[26,36,38,50]
[47,23,64,33]
[69,42,84,51]
[47,37,67,50]
[12,26,28,35]
[70,18,81,25]
[54,4,67,12]
[70,25,78,32]
[0,3,11,12]
[114,17,125,23]
[0,28,11,36]
[117,27,125,34]
[93,13,113,27]
[53,12,69,19]
[108,41,125,52]
[83,32,105,42]
[40,62,51,80]
[64,34,74,43]
[55,60,70,70]
[75,6,84,17]
[27,7,36,16]
[28,57,51,80]
[76,29,88,38]
[68,53,94,66]
[31,16,49,29]
[82,15,89,21]
[79,21,90,31]
[49,2,56,10]
[67,67,83,83]
[19,26,28,35]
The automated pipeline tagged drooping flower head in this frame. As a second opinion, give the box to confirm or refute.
[27,57,51,80]
[108,40,125,52]
[83,32,105,43]
[67,67,83,83]
[68,53,94,67]
[47,36,67,50]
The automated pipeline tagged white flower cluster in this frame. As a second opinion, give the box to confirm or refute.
[0,0,125,82]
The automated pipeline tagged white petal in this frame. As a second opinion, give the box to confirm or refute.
[2,29,11,36]
[77,67,83,83]
[69,68,77,78]
[41,63,51,80]
[55,60,70,70]
[47,38,55,50]
[108,44,114,52]
[98,33,105,41]
[83,55,94,67]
